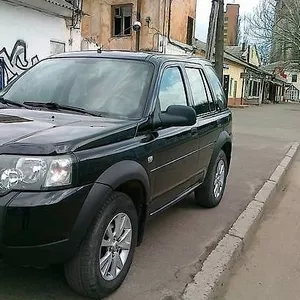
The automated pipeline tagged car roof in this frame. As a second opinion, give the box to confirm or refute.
[51,50,212,67]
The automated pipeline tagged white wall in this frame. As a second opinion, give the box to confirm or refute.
[0,1,81,86]
[287,71,300,91]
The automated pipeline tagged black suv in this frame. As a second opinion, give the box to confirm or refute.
[0,51,232,299]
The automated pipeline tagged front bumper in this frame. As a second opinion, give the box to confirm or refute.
[0,183,112,266]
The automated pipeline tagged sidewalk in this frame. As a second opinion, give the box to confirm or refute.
[221,150,300,300]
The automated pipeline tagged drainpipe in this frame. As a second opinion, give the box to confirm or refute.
[136,0,142,51]
[162,0,167,52]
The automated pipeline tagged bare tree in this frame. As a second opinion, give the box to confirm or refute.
[244,0,276,65]
[246,0,300,67]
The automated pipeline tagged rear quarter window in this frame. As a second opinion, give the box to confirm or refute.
[204,66,227,110]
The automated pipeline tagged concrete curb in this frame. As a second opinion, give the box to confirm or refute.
[182,142,300,300]
[228,105,249,109]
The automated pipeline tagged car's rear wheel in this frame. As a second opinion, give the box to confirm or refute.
[195,150,228,208]
[64,192,138,299]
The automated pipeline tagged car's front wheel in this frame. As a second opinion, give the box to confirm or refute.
[195,150,228,208]
[64,192,138,299]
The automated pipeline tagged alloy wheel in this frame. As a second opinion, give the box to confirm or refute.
[99,213,132,281]
[213,159,226,199]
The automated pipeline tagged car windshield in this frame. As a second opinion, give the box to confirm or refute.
[0,57,154,119]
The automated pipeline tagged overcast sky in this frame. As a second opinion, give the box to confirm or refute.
[196,0,260,41]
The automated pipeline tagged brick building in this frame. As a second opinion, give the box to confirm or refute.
[224,3,240,46]
[81,0,197,54]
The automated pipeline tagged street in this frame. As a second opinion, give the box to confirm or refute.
[0,103,299,300]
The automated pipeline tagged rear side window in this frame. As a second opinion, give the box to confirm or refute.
[186,68,210,114]
[201,72,216,111]
[205,66,226,109]
[159,67,187,112]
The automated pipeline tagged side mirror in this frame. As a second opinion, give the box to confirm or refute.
[156,105,196,128]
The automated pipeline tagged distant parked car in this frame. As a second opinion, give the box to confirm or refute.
[0,51,232,299]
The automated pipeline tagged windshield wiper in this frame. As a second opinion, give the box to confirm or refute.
[23,102,101,117]
[0,97,29,108]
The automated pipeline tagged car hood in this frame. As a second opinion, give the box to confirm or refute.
[0,109,138,155]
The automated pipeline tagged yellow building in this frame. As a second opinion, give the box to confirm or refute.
[193,40,279,106]
[224,45,264,106]
[223,55,245,105]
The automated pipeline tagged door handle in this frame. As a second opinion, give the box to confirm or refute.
[191,127,198,136]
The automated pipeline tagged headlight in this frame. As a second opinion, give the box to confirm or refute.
[0,155,73,194]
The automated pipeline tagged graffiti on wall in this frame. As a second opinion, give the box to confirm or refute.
[0,40,39,88]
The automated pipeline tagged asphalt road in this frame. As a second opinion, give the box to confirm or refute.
[1,103,300,300]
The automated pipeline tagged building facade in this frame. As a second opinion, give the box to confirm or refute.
[81,0,197,54]
[285,84,300,101]
[223,57,244,106]
[0,0,83,88]
[224,3,239,46]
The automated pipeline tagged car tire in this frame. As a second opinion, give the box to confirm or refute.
[195,150,228,208]
[64,191,138,299]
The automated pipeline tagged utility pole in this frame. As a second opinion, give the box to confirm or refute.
[206,0,219,61]
[214,0,224,82]
[136,0,142,51]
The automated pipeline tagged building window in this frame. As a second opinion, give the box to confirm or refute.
[249,79,261,97]
[229,78,233,96]
[253,81,258,96]
[50,41,65,55]
[225,17,229,22]
[233,81,237,98]
[112,5,132,36]
[292,74,298,83]
[186,16,194,46]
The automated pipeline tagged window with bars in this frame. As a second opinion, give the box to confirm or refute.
[112,5,132,36]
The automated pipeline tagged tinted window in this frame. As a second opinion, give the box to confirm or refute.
[159,67,187,111]
[2,58,153,119]
[186,68,210,114]
[205,66,226,109]
[200,70,217,111]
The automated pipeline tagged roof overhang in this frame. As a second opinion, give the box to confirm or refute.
[4,0,74,18]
